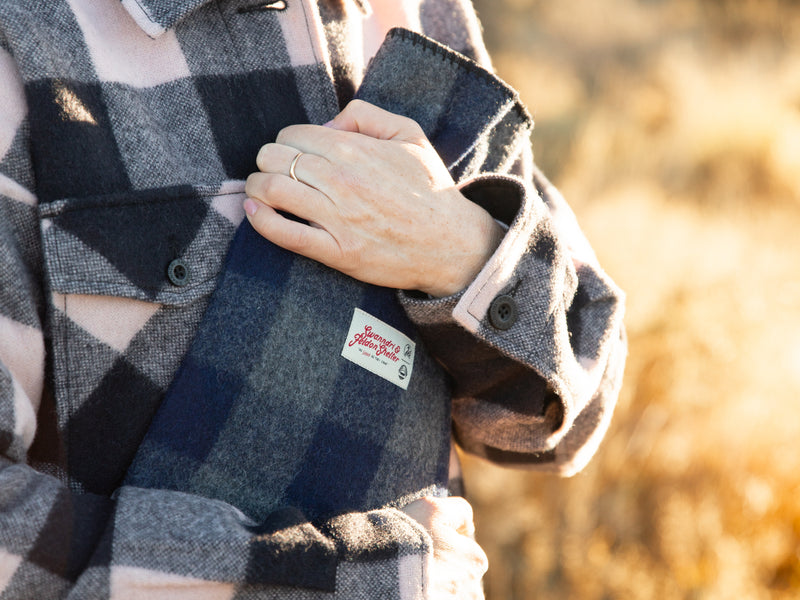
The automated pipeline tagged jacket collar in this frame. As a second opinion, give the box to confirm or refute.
[122,1,368,38]
[121,0,212,38]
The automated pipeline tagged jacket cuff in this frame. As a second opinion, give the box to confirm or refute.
[399,172,623,450]
[396,173,526,320]
[399,172,547,344]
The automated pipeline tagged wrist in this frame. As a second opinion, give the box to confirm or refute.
[420,208,504,298]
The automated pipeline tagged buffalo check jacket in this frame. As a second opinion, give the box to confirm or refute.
[0,0,626,598]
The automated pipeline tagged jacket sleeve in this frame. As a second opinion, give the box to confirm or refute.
[402,0,627,476]
[0,41,431,600]
[399,167,626,476]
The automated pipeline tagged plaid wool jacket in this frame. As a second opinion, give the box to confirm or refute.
[0,0,626,598]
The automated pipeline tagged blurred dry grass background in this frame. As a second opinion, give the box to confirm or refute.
[466,0,800,598]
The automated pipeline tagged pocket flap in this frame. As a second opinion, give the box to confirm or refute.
[39,183,244,306]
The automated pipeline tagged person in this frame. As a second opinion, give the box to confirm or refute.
[0,0,626,598]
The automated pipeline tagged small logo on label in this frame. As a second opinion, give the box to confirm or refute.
[341,308,416,389]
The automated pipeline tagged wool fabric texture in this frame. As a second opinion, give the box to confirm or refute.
[0,0,626,597]
[124,28,533,523]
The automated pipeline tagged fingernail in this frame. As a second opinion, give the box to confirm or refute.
[243,197,259,216]
[322,119,335,127]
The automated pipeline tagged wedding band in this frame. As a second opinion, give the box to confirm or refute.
[288,152,303,182]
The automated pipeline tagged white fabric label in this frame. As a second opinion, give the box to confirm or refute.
[341,308,416,390]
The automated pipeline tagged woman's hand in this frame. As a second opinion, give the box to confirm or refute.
[402,496,488,599]
[244,100,503,297]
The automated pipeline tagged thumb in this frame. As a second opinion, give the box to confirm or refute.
[326,99,427,144]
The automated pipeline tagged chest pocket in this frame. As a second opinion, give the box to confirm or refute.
[36,182,244,495]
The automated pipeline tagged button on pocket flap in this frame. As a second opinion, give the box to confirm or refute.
[39,184,244,306]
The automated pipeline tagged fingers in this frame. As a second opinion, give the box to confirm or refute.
[255,142,302,175]
[325,99,427,143]
[245,150,339,259]
[242,196,338,259]
[255,142,333,191]
[245,170,327,222]
[428,531,488,599]
[243,102,461,293]
[402,496,476,537]
[252,100,430,199]
[255,100,428,182]
[272,100,427,157]
[433,520,489,571]
[401,496,488,599]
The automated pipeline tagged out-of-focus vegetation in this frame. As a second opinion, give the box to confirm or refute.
[468,0,800,598]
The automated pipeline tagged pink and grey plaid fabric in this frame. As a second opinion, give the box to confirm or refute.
[124,28,536,524]
[0,0,626,597]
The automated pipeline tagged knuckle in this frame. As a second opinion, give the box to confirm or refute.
[345,98,368,113]
[251,173,276,198]
[472,545,489,574]
[244,172,263,197]
[406,117,425,137]
[330,138,366,164]
[276,125,299,145]
[255,144,271,170]
[454,536,487,570]
[437,496,474,523]
[449,495,473,512]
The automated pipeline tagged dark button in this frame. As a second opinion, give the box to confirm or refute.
[167,259,190,287]
[488,295,518,330]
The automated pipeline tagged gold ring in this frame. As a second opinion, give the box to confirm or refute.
[289,152,303,182]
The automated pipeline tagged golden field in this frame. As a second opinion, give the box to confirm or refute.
[467,0,800,598]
